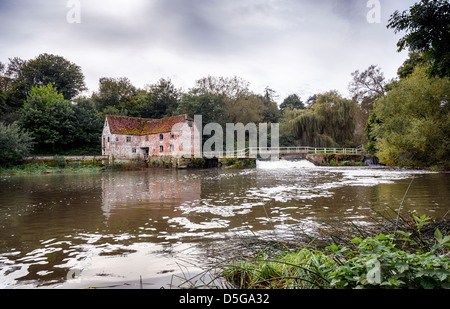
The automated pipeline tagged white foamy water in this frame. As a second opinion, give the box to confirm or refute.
[256,159,316,169]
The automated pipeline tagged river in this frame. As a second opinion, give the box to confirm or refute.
[0,160,448,289]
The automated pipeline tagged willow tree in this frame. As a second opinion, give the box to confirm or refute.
[287,91,358,147]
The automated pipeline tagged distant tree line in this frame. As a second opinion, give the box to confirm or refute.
[0,0,448,169]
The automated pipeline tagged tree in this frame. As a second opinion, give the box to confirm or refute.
[280,94,305,113]
[287,91,358,147]
[397,52,426,79]
[71,97,103,154]
[92,77,139,117]
[177,93,228,146]
[19,84,75,153]
[226,94,266,124]
[194,75,251,99]
[140,78,181,119]
[305,94,317,107]
[261,87,280,123]
[0,58,27,121]
[177,93,227,126]
[387,0,450,78]
[192,75,272,124]
[370,65,450,168]
[0,122,34,166]
[10,54,86,101]
[349,65,386,103]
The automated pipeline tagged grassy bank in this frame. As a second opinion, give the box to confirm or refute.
[0,163,104,175]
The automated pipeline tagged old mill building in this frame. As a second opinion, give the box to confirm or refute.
[102,114,200,162]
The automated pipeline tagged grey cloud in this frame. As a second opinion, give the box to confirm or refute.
[0,0,419,100]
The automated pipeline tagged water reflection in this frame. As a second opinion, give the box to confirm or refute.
[0,163,448,288]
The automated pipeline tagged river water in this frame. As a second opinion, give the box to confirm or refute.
[0,160,448,289]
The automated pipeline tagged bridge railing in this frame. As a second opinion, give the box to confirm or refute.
[201,145,366,158]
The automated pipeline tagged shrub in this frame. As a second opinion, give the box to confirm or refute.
[0,122,34,167]
[53,155,67,168]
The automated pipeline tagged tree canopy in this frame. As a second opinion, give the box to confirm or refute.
[387,0,450,78]
[287,91,359,147]
[369,65,450,168]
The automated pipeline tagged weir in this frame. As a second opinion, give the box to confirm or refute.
[256,158,316,169]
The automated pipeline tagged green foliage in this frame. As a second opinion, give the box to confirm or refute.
[139,78,181,119]
[71,98,103,153]
[221,213,450,289]
[53,155,67,168]
[178,93,227,124]
[370,65,450,168]
[6,53,86,102]
[92,77,139,117]
[327,233,450,289]
[287,91,359,147]
[397,52,427,79]
[19,84,74,152]
[221,248,336,289]
[387,0,450,78]
[189,158,206,168]
[0,122,34,166]
[280,94,305,113]
[19,84,102,154]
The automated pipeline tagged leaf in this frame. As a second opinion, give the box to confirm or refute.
[351,237,363,244]
[434,228,443,242]
[441,235,450,244]
[375,234,388,240]
[326,244,339,252]
[420,277,437,289]
[396,231,411,237]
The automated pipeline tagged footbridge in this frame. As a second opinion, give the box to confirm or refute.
[202,145,366,158]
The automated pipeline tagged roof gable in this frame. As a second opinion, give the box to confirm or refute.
[106,114,191,135]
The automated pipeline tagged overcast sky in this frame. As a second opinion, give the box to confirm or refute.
[0,0,417,103]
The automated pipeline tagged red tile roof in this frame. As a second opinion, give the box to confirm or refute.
[106,114,192,135]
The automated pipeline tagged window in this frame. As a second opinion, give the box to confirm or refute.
[145,135,149,141]
[116,137,119,142]
[170,145,174,152]
[188,120,192,127]
[170,132,175,139]
[159,133,164,140]
[107,137,110,143]
[159,145,164,152]
[132,148,136,153]
[127,136,131,142]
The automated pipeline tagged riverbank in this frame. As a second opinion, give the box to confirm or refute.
[0,163,104,175]
[0,156,259,175]
[207,214,450,289]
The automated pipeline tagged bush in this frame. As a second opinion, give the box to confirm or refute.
[53,155,67,168]
[0,122,34,167]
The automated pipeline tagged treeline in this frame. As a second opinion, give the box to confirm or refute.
[0,0,448,169]
[0,52,367,165]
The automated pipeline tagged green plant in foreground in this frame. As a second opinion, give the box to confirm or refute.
[221,248,336,289]
[327,233,450,289]
[220,223,450,289]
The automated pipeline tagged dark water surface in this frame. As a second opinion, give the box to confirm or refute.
[0,160,448,288]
